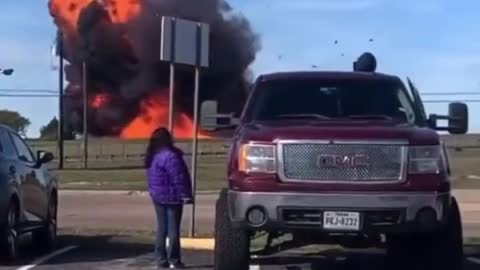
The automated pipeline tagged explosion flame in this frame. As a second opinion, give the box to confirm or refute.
[48,0,260,139]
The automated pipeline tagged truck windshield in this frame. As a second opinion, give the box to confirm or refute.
[244,78,418,125]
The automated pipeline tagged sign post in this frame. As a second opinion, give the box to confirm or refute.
[82,62,88,169]
[160,17,209,238]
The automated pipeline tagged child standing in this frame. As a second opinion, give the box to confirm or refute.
[145,127,193,269]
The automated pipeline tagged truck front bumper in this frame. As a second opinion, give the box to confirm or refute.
[228,191,451,233]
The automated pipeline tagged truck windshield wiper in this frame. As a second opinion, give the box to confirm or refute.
[277,114,331,120]
[347,114,393,120]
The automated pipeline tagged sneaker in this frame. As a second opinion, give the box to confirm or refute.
[169,262,186,269]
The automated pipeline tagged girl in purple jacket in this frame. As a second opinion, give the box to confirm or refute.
[145,128,193,269]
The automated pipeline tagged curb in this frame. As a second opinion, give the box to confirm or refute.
[180,238,214,251]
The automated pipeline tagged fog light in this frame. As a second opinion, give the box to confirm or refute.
[416,208,437,230]
[247,207,267,227]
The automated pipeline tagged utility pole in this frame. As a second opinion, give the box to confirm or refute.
[57,31,65,169]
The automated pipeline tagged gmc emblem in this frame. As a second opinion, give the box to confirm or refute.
[317,154,371,168]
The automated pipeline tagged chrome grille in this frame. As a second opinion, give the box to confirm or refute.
[280,143,405,182]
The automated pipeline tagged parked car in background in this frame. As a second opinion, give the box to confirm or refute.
[0,124,58,261]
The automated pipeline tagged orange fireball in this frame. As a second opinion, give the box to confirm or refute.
[121,93,210,140]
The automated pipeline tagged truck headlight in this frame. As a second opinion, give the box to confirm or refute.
[238,144,276,173]
[408,145,446,174]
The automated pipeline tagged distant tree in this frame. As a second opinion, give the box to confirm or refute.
[40,117,59,140]
[0,110,31,137]
[39,117,75,140]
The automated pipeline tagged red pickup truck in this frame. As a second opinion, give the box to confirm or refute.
[202,54,469,269]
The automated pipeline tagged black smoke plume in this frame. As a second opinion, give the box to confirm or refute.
[58,0,260,136]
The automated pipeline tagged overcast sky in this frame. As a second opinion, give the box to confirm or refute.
[1,0,479,137]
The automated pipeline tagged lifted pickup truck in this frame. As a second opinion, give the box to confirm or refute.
[202,54,469,270]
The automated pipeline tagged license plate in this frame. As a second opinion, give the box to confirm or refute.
[323,211,360,231]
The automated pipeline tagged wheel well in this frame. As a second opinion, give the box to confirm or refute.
[9,194,20,219]
[51,189,58,205]
[10,194,19,209]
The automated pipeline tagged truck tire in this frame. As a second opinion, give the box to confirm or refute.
[33,196,58,251]
[214,189,250,270]
[387,198,464,269]
[0,201,20,262]
[426,197,463,269]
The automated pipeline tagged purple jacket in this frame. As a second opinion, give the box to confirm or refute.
[146,146,193,205]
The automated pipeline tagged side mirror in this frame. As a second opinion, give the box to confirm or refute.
[448,102,469,134]
[37,151,54,164]
[200,100,239,131]
[428,102,468,134]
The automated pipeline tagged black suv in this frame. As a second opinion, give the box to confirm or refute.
[0,124,58,261]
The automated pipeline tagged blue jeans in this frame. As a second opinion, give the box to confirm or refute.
[153,204,183,265]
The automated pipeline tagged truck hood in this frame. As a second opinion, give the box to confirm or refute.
[239,120,440,145]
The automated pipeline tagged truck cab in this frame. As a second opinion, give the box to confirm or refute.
[203,54,468,270]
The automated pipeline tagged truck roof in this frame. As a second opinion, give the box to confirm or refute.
[259,71,401,82]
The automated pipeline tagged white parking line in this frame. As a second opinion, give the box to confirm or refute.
[468,257,480,264]
[17,246,78,270]
[249,265,261,270]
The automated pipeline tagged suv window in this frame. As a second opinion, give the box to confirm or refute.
[10,133,35,163]
[244,78,419,125]
[0,129,17,159]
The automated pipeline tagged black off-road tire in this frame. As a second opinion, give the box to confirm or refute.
[427,197,464,269]
[0,201,20,262]
[387,198,464,269]
[33,196,58,252]
[214,189,250,270]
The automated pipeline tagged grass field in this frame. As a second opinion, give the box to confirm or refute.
[28,136,480,191]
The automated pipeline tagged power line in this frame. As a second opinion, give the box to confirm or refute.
[0,94,64,98]
[0,89,58,94]
[424,100,480,103]
[421,92,480,96]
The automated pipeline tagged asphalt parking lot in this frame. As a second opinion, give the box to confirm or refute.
[3,232,480,270]
[2,190,480,269]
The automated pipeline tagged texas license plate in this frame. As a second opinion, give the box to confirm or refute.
[323,211,360,231]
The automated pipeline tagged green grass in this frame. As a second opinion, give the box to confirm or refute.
[45,139,480,191]
[55,162,226,191]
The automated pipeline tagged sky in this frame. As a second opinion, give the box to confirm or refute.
[0,0,479,138]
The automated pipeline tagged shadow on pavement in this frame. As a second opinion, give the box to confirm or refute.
[254,245,480,270]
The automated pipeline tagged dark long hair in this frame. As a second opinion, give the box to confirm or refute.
[144,127,173,168]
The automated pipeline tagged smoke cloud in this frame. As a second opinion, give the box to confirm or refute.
[50,0,260,137]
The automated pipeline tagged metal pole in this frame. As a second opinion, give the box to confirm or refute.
[189,67,200,238]
[168,64,175,134]
[57,31,64,170]
[168,18,176,136]
[189,23,203,238]
[82,62,88,169]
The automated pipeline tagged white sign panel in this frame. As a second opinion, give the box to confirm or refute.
[160,16,210,68]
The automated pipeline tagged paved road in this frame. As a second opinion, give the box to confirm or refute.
[2,234,480,270]
[58,190,480,237]
[2,189,480,269]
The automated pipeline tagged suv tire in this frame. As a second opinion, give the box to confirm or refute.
[0,201,19,262]
[33,196,57,251]
[214,189,250,270]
